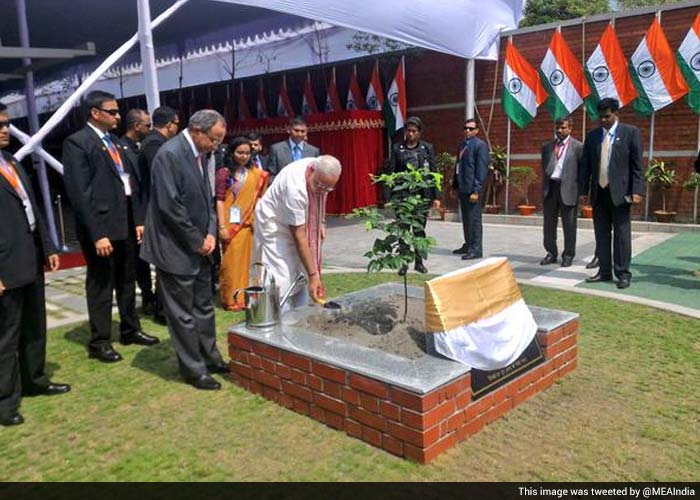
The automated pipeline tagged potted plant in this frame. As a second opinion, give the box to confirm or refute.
[434,151,457,219]
[485,145,507,214]
[509,165,537,215]
[645,159,676,223]
[683,171,700,224]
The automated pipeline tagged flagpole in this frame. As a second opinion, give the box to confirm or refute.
[505,118,511,214]
[581,16,587,139]
[645,111,655,221]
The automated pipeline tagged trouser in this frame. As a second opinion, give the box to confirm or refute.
[459,193,483,256]
[593,187,632,280]
[135,256,155,305]
[157,259,224,379]
[543,180,577,260]
[0,249,50,416]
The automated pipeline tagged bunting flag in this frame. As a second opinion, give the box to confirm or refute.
[677,13,700,114]
[346,65,366,110]
[301,72,319,115]
[585,23,638,120]
[539,30,590,120]
[256,79,268,119]
[383,56,407,133]
[631,18,689,115]
[237,81,251,121]
[502,40,548,129]
[324,67,342,113]
[277,75,295,117]
[365,60,384,111]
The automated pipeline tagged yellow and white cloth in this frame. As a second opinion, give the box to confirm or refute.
[425,257,536,370]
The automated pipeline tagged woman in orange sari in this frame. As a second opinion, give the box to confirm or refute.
[216,136,269,310]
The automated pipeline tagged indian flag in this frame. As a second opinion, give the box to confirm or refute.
[425,257,537,370]
[540,30,590,121]
[677,13,700,114]
[631,18,689,115]
[276,75,294,118]
[365,60,384,111]
[383,56,406,133]
[502,40,547,129]
[585,23,638,120]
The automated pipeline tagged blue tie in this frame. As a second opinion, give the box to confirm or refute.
[293,144,302,162]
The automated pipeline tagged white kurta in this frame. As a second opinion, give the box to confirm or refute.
[253,158,313,311]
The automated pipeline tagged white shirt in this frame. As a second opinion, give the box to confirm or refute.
[88,122,131,196]
[550,135,571,180]
[602,120,619,163]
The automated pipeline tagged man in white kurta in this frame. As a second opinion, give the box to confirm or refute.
[254,155,341,311]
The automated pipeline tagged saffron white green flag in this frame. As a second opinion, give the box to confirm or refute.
[539,30,590,121]
[383,56,406,133]
[502,40,547,129]
[677,13,700,114]
[631,18,689,115]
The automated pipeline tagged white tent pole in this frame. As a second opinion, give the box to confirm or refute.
[9,124,64,174]
[138,0,161,113]
[15,0,190,162]
[465,58,475,119]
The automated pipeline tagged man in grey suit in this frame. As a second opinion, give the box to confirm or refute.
[540,116,583,268]
[580,98,644,289]
[266,116,320,179]
[140,110,228,390]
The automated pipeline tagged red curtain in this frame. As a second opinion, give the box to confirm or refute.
[230,110,384,214]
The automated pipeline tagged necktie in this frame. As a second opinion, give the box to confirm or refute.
[102,135,124,174]
[555,140,565,160]
[293,144,302,162]
[599,132,611,188]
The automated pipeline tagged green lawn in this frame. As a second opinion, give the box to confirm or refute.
[2,273,699,481]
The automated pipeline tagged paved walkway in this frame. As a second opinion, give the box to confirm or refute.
[44,217,700,329]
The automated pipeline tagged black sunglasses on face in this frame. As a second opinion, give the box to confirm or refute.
[97,108,120,116]
[0,121,10,129]
[464,126,477,131]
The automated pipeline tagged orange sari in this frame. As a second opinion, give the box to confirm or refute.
[219,167,269,310]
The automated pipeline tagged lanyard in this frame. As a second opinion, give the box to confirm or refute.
[103,136,125,175]
[0,156,27,199]
[555,139,567,160]
[229,167,248,198]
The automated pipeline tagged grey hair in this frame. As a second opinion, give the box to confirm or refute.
[313,155,342,177]
[188,109,225,132]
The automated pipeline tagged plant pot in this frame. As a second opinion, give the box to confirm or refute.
[517,205,536,216]
[485,204,501,214]
[654,210,676,223]
[581,205,593,219]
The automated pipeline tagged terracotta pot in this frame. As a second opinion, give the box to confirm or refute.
[654,210,676,223]
[485,204,501,214]
[581,205,593,219]
[517,205,537,216]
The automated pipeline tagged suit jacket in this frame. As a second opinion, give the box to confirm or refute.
[454,136,489,195]
[119,135,146,224]
[138,129,168,201]
[580,122,644,207]
[0,151,56,290]
[388,140,438,201]
[541,137,583,206]
[62,125,143,243]
[140,133,217,276]
[265,140,320,176]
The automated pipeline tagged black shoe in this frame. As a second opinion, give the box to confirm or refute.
[540,254,557,265]
[617,277,631,289]
[452,245,468,255]
[585,256,600,269]
[208,361,229,374]
[560,257,573,268]
[187,374,221,391]
[88,345,123,363]
[586,272,613,283]
[414,262,428,274]
[120,331,160,346]
[461,253,482,260]
[398,265,408,277]
[1,412,24,426]
[23,382,71,397]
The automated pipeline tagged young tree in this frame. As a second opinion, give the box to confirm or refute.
[520,0,610,27]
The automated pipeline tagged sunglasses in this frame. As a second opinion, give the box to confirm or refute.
[0,120,10,129]
[464,126,477,131]
[98,108,120,116]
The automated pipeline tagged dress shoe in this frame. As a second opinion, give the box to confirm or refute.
[187,374,221,391]
[88,345,123,363]
[1,412,24,426]
[208,361,230,374]
[452,245,468,255]
[585,272,613,283]
[560,257,573,268]
[617,277,631,289]
[414,261,428,274]
[461,253,482,260]
[540,254,557,265]
[585,256,600,269]
[120,331,160,346]
[398,265,408,277]
[23,382,71,397]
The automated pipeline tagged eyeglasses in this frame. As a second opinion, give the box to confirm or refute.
[0,121,10,129]
[464,126,477,131]
[312,179,335,192]
[98,108,120,116]
[206,134,223,146]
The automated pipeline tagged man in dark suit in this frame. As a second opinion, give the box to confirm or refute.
[266,116,320,179]
[452,118,490,260]
[0,103,70,426]
[540,116,583,268]
[248,132,267,170]
[580,98,644,289]
[63,90,159,364]
[140,110,228,391]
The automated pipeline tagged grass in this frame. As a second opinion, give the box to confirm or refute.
[1,273,699,481]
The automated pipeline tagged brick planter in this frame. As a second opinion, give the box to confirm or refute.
[227,284,578,463]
